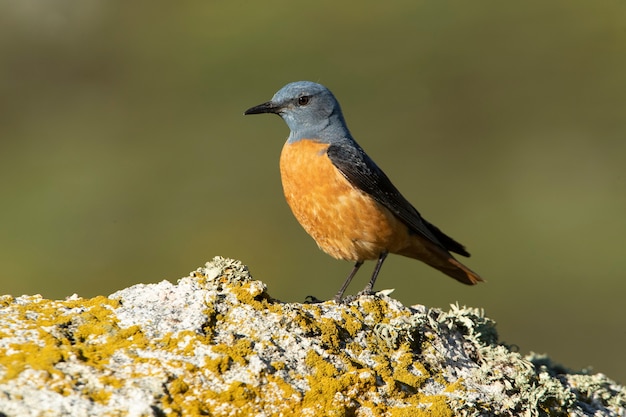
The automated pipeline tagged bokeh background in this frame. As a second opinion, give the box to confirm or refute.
[1,1,625,383]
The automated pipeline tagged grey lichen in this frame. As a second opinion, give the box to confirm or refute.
[0,256,623,417]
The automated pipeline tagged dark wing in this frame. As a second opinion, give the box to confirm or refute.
[326,142,470,257]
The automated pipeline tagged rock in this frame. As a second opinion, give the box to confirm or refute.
[0,256,624,416]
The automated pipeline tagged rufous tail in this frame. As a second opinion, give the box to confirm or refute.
[399,237,484,285]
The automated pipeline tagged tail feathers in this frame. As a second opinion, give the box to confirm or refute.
[423,219,470,257]
[444,257,484,285]
[398,237,483,285]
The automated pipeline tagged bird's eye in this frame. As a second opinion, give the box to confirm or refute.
[298,96,310,106]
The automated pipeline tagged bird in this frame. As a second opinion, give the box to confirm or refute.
[244,81,483,302]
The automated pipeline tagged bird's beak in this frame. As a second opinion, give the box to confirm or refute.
[244,101,280,115]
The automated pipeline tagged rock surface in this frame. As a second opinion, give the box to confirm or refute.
[0,256,624,416]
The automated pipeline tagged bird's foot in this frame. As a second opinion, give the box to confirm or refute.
[335,294,358,304]
[304,295,323,304]
[356,283,375,298]
[355,290,375,299]
[333,284,378,304]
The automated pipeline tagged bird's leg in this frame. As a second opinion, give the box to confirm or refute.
[333,261,364,302]
[359,251,388,296]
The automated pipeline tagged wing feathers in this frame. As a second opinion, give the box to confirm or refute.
[326,143,470,257]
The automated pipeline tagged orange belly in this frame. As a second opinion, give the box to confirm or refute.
[279,139,413,262]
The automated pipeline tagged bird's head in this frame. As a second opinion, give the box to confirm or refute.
[245,81,351,143]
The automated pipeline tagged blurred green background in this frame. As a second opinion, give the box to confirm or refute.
[1,1,625,383]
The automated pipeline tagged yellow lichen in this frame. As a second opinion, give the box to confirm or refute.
[82,387,112,404]
[0,264,465,416]
[210,338,254,368]
[230,282,271,309]
[0,295,15,308]
[360,298,392,324]
[318,317,342,348]
[392,351,429,390]
[204,353,231,374]
[444,379,465,393]
[302,350,361,414]
[290,306,322,333]
[388,399,454,417]
[168,376,189,395]
[0,340,64,380]
[0,294,146,389]
[341,308,365,337]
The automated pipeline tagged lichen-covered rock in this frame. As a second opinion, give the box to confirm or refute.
[0,257,624,416]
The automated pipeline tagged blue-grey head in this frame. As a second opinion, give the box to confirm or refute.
[244,81,353,143]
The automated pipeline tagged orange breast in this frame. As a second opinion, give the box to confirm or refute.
[279,139,413,262]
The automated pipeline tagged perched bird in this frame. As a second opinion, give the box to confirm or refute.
[245,81,482,301]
